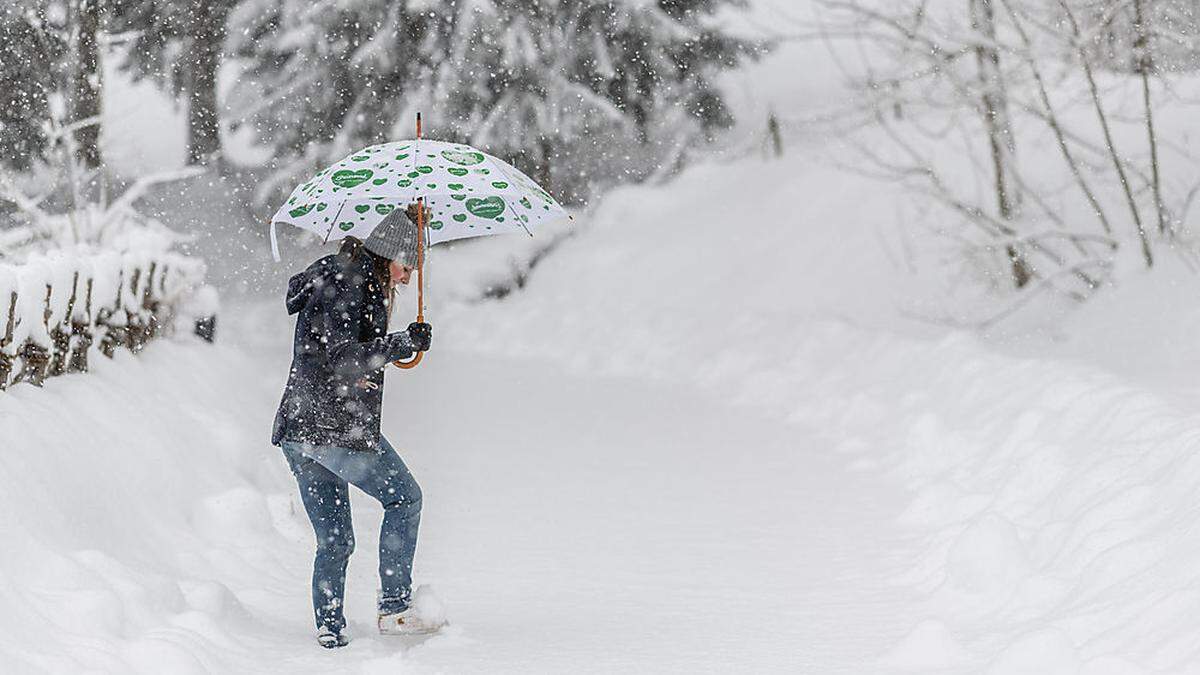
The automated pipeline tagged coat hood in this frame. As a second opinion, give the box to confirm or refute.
[285,256,336,315]
[285,252,378,315]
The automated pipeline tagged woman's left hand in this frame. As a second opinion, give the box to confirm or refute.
[407,322,432,352]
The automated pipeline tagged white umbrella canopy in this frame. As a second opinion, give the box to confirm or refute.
[269,139,569,260]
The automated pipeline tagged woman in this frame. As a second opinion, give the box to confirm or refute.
[271,204,439,648]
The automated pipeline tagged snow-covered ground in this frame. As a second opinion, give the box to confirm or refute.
[9,131,1200,671]
[7,1,1200,672]
[0,313,914,673]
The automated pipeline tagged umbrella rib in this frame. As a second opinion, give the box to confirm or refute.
[322,201,347,245]
[489,161,536,237]
[498,194,533,237]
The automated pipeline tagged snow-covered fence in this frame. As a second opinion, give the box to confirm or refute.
[0,251,207,390]
[0,164,219,389]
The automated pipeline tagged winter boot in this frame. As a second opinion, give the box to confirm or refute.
[378,608,444,636]
[317,627,350,649]
[378,585,447,636]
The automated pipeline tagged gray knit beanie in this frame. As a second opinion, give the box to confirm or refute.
[363,208,420,267]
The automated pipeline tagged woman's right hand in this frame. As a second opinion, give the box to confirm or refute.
[407,322,432,352]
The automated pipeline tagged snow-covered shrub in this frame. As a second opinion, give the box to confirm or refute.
[0,172,210,389]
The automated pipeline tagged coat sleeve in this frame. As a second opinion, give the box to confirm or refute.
[319,281,416,377]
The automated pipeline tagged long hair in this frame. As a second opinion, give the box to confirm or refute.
[338,236,391,294]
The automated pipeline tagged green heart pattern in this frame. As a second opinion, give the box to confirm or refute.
[441,150,485,166]
[332,169,374,188]
[466,197,506,220]
[283,142,565,238]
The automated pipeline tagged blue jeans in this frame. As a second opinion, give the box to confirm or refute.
[280,437,422,633]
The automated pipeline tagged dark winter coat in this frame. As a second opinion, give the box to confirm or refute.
[271,251,415,453]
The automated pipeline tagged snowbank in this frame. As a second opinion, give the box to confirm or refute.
[434,137,1200,670]
[0,337,286,672]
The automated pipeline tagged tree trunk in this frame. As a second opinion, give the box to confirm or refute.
[536,136,554,199]
[186,0,224,165]
[971,0,1029,287]
[72,0,103,169]
[1134,0,1167,234]
[1059,0,1153,268]
[767,113,784,158]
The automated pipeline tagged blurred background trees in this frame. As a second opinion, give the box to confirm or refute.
[1,0,758,204]
[811,0,1200,310]
[229,0,757,205]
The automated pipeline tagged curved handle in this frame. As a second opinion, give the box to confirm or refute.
[393,351,423,369]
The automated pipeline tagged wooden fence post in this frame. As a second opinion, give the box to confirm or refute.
[0,292,16,390]
[68,278,93,374]
[48,272,79,377]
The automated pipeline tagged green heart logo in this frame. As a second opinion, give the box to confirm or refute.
[427,183,437,189]
[441,150,486,166]
[339,222,354,231]
[395,153,409,160]
[477,169,491,175]
[397,179,412,187]
[372,178,387,186]
[491,181,510,189]
[352,155,370,162]
[519,197,532,209]
[429,220,444,230]
[466,196,506,220]
[448,183,464,191]
[376,204,395,215]
[451,194,466,201]
[355,205,371,214]
[316,203,328,211]
[289,204,315,218]
[447,167,468,177]
[453,214,468,223]
[417,165,433,174]
[332,169,374,188]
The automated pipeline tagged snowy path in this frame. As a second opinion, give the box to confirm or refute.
[327,352,916,672]
[0,306,917,673]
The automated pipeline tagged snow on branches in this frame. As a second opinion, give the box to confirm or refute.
[0,169,212,390]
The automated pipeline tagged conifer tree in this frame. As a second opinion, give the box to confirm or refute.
[233,0,758,203]
[0,3,67,171]
[108,0,236,164]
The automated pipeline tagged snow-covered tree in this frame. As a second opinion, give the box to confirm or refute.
[70,0,102,168]
[1076,0,1200,72]
[811,0,1200,310]
[0,3,67,171]
[107,0,236,164]
[231,0,758,204]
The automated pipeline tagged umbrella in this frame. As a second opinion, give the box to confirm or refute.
[270,114,570,368]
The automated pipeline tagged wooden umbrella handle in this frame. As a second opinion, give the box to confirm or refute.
[394,113,427,370]
[393,198,426,370]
